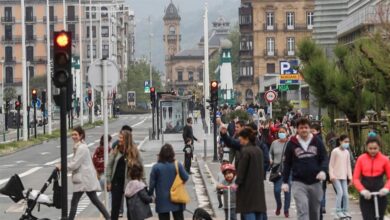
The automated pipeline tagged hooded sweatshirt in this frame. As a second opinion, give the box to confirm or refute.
[125,180,147,198]
[282,134,328,185]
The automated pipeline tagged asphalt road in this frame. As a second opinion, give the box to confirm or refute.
[0,114,151,220]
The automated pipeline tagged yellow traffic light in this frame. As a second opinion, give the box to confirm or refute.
[55,32,70,48]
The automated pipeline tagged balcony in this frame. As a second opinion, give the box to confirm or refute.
[26,35,37,43]
[5,77,22,87]
[263,23,278,31]
[237,75,254,82]
[264,49,278,57]
[284,49,295,57]
[43,16,58,23]
[25,16,37,23]
[66,16,79,22]
[1,17,15,23]
[163,34,182,42]
[4,57,16,65]
[30,57,46,65]
[284,23,312,32]
[1,36,22,43]
[239,49,253,57]
[173,80,197,86]
[239,23,253,32]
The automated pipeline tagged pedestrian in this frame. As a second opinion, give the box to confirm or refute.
[217,163,237,220]
[329,134,352,219]
[183,138,194,174]
[106,129,143,220]
[353,137,390,220]
[236,128,267,220]
[182,117,198,145]
[125,163,153,220]
[220,120,245,165]
[217,160,230,208]
[58,126,110,220]
[93,134,112,188]
[149,144,189,220]
[281,118,328,220]
[269,126,291,218]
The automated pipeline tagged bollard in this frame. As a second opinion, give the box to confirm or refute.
[161,131,164,145]
[204,139,207,160]
[148,128,152,141]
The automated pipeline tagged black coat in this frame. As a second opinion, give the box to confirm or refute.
[182,125,197,144]
[126,188,153,220]
[236,144,267,214]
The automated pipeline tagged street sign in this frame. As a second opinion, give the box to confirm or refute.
[144,80,150,93]
[264,90,277,103]
[87,101,93,108]
[278,84,300,91]
[31,98,41,108]
[88,59,120,92]
[72,56,80,69]
[280,80,299,84]
[127,91,136,106]
[280,74,300,80]
[280,60,299,74]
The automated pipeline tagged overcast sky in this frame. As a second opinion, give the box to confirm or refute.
[126,0,239,72]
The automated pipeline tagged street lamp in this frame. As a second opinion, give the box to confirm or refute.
[0,58,4,114]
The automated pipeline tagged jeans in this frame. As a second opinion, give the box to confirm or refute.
[333,179,349,212]
[69,191,110,220]
[184,156,192,173]
[242,212,267,220]
[273,178,291,212]
[224,208,237,220]
[292,181,323,220]
[111,182,126,220]
[158,210,184,220]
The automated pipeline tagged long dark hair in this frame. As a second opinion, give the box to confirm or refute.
[238,127,257,144]
[73,126,85,140]
[158,144,175,163]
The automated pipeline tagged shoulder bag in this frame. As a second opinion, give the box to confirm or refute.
[170,161,190,204]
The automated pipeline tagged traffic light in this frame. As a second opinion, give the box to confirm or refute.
[15,100,20,111]
[53,31,72,88]
[210,80,218,102]
[32,89,38,102]
[88,89,92,102]
[41,90,47,111]
[150,87,155,102]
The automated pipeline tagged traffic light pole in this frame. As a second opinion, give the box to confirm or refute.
[27,106,30,139]
[212,102,218,162]
[17,109,20,141]
[152,103,155,139]
[33,102,37,139]
[59,87,68,220]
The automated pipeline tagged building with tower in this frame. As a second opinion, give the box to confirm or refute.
[163,1,231,96]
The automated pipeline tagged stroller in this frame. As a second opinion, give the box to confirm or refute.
[0,168,61,220]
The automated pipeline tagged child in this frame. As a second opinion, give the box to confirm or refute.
[217,160,230,208]
[92,134,112,188]
[183,138,194,174]
[125,163,153,220]
[217,163,237,220]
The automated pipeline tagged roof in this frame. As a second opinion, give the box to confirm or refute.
[173,49,204,59]
[164,1,181,20]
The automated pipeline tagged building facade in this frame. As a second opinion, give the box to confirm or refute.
[237,0,314,107]
[0,0,135,102]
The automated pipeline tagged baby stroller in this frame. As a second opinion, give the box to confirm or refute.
[0,168,61,220]
[191,208,213,220]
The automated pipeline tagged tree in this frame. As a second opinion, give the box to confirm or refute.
[30,75,47,92]
[3,87,17,101]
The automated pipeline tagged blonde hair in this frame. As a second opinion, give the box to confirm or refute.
[120,130,141,167]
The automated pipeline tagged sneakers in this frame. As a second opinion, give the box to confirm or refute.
[321,207,326,214]
[336,211,346,219]
[284,211,289,218]
[343,212,351,218]
[275,208,281,216]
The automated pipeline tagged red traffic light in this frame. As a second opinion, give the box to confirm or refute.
[55,32,70,48]
[15,101,20,106]
[32,89,37,95]
[150,87,155,93]
[211,81,218,88]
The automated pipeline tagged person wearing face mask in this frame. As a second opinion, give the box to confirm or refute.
[328,135,352,219]
[353,137,390,220]
[269,127,291,218]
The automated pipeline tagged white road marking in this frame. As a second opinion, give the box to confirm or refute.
[144,163,156,168]
[40,152,50,155]
[0,166,43,186]
[132,117,147,127]
[16,160,25,164]
[137,136,148,151]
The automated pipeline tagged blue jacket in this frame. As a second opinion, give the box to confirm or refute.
[149,161,189,213]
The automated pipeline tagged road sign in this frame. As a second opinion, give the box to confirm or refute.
[264,90,277,103]
[87,101,93,108]
[280,60,299,74]
[280,74,300,80]
[278,84,300,91]
[31,98,41,108]
[88,59,120,92]
[280,80,299,84]
[144,80,150,93]
[127,91,136,106]
[72,56,80,69]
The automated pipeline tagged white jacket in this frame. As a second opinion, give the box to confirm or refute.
[68,142,101,192]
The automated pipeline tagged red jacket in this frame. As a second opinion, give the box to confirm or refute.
[92,146,111,174]
[353,152,390,192]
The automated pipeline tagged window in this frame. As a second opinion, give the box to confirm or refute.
[68,24,76,40]
[101,7,108,18]
[49,6,54,20]
[102,45,109,58]
[5,25,12,40]
[240,35,253,51]
[307,12,314,29]
[26,46,34,62]
[266,37,275,55]
[67,6,75,20]
[5,47,12,62]
[240,61,253,76]
[102,26,109,37]
[266,63,275,73]
[4,7,12,19]
[91,7,96,19]
[26,25,33,40]
[286,12,295,29]
[178,71,183,81]
[169,26,176,35]
[266,12,274,30]
[5,67,13,83]
[87,45,97,58]
[87,26,96,38]
[188,71,194,81]
[86,7,90,19]
[287,37,295,55]
[28,66,34,78]
[25,6,33,21]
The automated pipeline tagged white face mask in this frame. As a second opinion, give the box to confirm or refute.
[341,143,350,149]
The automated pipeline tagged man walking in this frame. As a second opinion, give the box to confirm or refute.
[183,117,198,145]
[282,118,328,220]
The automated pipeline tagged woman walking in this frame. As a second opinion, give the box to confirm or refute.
[149,144,189,220]
[269,127,291,217]
[58,126,110,220]
[353,137,390,220]
[329,134,352,219]
[236,128,267,220]
[106,129,142,220]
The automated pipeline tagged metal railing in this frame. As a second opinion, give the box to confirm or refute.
[4,57,16,65]
[284,49,295,57]
[32,57,47,65]
[26,35,37,43]
[1,17,15,23]
[43,16,58,22]
[66,16,79,22]
[239,49,253,57]
[263,49,278,57]
[263,23,278,31]
[1,36,22,43]
[25,16,37,23]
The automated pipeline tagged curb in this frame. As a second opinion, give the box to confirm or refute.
[196,156,224,219]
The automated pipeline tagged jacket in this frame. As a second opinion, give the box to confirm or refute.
[235,144,266,213]
[149,161,189,213]
[182,124,198,144]
[353,152,390,192]
[68,142,101,192]
[125,180,153,220]
[92,146,111,174]
[282,135,328,185]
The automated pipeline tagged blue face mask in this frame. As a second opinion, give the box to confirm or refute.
[341,143,350,149]
[368,132,377,137]
[278,132,287,139]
